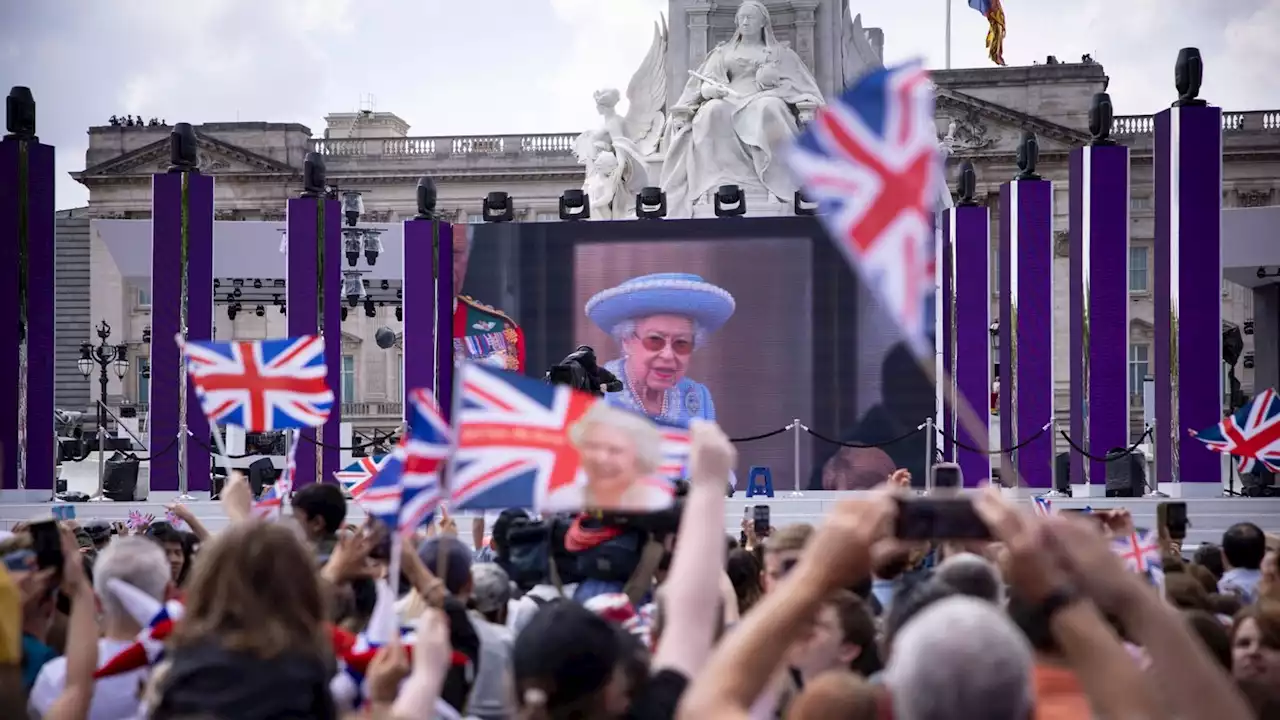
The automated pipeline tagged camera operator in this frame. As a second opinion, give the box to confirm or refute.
[544,346,623,397]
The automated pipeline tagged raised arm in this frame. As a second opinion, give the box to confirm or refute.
[42,529,98,720]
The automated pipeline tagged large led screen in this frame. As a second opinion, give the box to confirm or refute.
[460,218,935,491]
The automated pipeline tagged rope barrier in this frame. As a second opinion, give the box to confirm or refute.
[1057,426,1152,461]
[117,436,180,463]
[940,421,1052,455]
[298,431,399,452]
[803,421,927,448]
[728,426,792,443]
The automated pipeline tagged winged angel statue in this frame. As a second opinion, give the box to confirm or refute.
[572,19,668,220]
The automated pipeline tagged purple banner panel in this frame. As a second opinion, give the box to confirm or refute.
[150,174,184,492]
[320,199,342,484]
[437,223,456,421]
[1069,145,1130,488]
[937,221,954,463]
[0,136,56,493]
[184,174,215,493]
[950,206,992,487]
[998,194,1013,477]
[402,220,444,416]
[1001,179,1055,488]
[287,198,320,487]
[1154,106,1223,485]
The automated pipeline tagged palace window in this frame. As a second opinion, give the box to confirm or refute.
[136,286,151,308]
[136,358,150,405]
[1129,344,1149,403]
[1129,246,1149,293]
[341,355,356,403]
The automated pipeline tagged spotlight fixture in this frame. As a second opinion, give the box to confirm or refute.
[714,185,746,217]
[793,190,818,216]
[273,279,285,288]
[1257,267,1280,280]
[416,176,438,219]
[636,187,667,219]
[380,279,390,291]
[482,191,514,222]
[396,288,403,300]
[363,231,382,266]
[342,190,364,227]
[232,287,242,299]
[395,306,403,322]
[559,189,590,220]
[142,326,151,343]
[280,303,286,315]
[232,278,244,288]
[340,307,348,322]
[344,229,361,267]
[364,299,377,318]
[1245,320,1255,336]
[227,303,241,321]
[213,279,221,289]
[253,279,263,290]
[342,271,365,308]
[254,304,265,318]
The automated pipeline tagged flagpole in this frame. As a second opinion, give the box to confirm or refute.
[945,0,953,70]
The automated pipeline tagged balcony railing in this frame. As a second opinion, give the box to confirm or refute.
[310,133,578,159]
[1114,110,1280,136]
[343,402,403,417]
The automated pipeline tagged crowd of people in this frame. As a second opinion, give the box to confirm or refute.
[106,116,166,128]
[3,419,1280,719]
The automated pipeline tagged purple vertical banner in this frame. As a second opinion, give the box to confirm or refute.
[437,223,456,421]
[937,222,954,463]
[287,197,320,487]
[949,206,992,487]
[402,220,446,415]
[150,174,183,492]
[320,198,342,484]
[1069,145,1130,488]
[0,131,56,494]
[184,174,215,493]
[1154,105,1223,487]
[998,194,1013,476]
[1000,179,1055,488]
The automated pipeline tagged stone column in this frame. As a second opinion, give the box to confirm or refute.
[401,219,449,418]
[1154,102,1223,491]
[946,205,993,487]
[287,195,343,486]
[791,1,819,73]
[150,170,214,494]
[999,178,1055,488]
[0,87,55,496]
[1068,144,1130,489]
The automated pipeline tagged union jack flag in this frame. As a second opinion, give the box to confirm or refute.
[126,510,154,531]
[1032,496,1052,517]
[1194,388,1280,474]
[336,455,388,499]
[788,63,942,357]
[1111,529,1162,575]
[94,579,185,678]
[253,482,286,520]
[365,389,451,534]
[658,425,692,481]
[180,335,335,432]
[450,362,597,510]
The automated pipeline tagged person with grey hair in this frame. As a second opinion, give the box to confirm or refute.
[934,552,1007,606]
[885,595,1034,720]
[466,563,516,720]
[549,402,671,512]
[585,272,736,423]
[29,536,174,720]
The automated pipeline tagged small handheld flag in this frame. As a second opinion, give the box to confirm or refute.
[1032,496,1052,517]
[1110,529,1162,575]
[336,455,388,500]
[180,335,335,432]
[1194,388,1280,475]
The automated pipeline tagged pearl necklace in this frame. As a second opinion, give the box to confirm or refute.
[626,372,669,419]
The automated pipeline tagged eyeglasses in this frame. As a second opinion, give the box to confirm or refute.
[637,333,695,356]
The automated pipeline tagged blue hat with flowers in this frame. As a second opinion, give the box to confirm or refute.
[585,273,736,334]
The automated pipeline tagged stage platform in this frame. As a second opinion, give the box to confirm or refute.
[3,465,1278,549]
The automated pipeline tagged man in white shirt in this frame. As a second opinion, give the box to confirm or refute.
[28,536,174,720]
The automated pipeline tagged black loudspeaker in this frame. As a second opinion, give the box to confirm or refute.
[1054,452,1072,494]
[247,457,278,497]
[103,452,140,502]
[1104,449,1147,497]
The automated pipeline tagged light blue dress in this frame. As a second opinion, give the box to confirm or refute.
[601,359,717,423]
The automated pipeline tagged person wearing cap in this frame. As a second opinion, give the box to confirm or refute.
[585,272,735,423]
[467,563,516,720]
[452,225,525,371]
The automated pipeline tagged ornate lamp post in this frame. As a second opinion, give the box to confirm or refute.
[78,320,128,458]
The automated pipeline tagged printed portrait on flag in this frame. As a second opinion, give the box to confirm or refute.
[553,403,677,512]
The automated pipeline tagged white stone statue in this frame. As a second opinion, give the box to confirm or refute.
[839,5,885,87]
[572,20,668,220]
[659,1,825,218]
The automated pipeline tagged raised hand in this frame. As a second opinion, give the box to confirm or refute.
[794,493,895,593]
[689,420,737,487]
[366,640,411,705]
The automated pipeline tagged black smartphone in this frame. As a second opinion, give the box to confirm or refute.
[752,505,770,537]
[931,462,963,489]
[894,497,992,541]
[28,519,64,572]
[1158,501,1188,541]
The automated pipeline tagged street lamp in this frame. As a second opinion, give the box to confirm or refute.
[79,320,129,440]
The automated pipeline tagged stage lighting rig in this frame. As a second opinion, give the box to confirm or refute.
[395,306,403,322]
[255,305,266,318]
[559,189,590,220]
[342,271,366,308]
[636,187,667,219]
[342,190,365,227]
[483,192,514,222]
[364,299,377,318]
[340,307,348,322]
[228,303,242,321]
[714,185,746,217]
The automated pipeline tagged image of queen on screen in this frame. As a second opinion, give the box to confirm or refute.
[584,273,736,424]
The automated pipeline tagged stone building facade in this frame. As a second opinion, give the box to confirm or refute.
[68,60,1280,443]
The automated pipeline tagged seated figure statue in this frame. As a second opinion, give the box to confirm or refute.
[660,0,824,217]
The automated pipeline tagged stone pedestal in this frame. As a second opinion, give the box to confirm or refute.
[402,219,451,418]
[1068,145,1130,487]
[944,206,992,487]
[150,172,214,493]
[287,198,343,486]
[1154,105,1224,488]
[999,179,1054,488]
[0,131,55,497]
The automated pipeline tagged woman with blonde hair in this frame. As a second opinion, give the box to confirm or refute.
[548,402,673,512]
[148,521,338,719]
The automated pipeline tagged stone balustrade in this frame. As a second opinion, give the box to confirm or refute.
[311,133,578,159]
[1114,110,1280,136]
[342,401,403,417]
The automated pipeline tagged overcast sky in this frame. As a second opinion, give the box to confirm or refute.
[2,0,1277,209]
